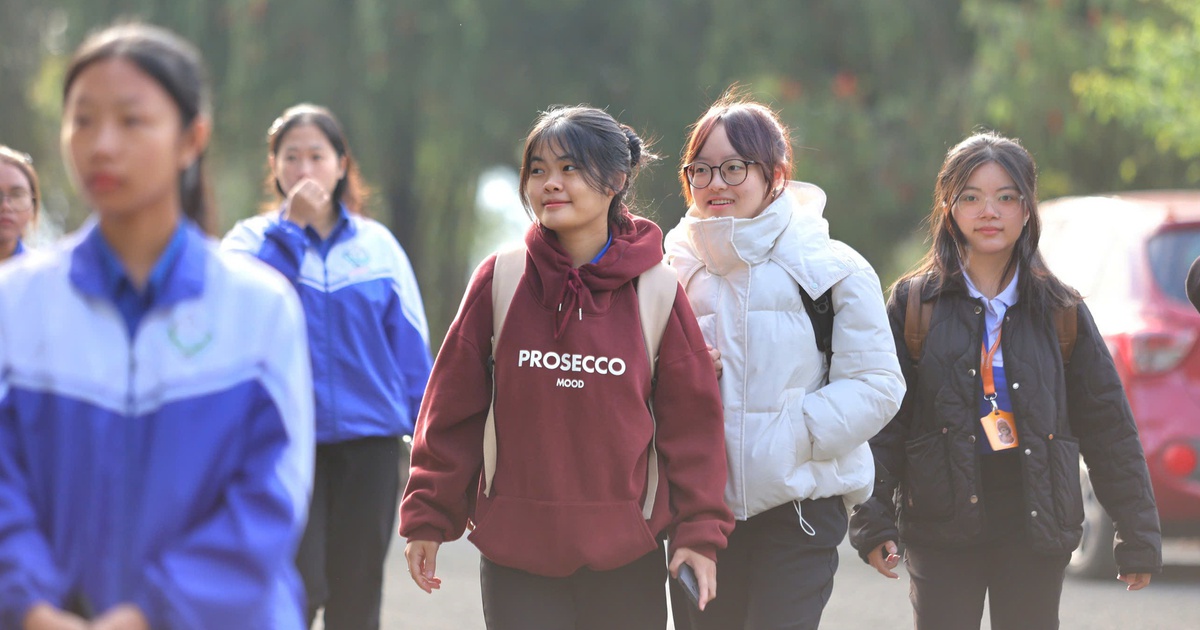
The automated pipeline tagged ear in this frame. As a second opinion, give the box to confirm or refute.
[337,154,348,181]
[178,114,212,170]
[611,172,628,196]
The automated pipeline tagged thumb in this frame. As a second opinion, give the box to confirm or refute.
[885,541,898,555]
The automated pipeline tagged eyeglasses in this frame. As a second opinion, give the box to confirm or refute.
[954,192,1024,215]
[682,159,759,189]
[0,189,34,213]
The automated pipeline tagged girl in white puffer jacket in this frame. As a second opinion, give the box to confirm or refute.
[664,90,905,630]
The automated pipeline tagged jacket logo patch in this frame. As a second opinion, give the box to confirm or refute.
[343,246,370,268]
[168,313,213,358]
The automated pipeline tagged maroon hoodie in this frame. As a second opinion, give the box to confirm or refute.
[400,215,733,577]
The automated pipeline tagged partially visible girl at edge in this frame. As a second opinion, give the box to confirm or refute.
[849,132,1160,629]
[222,103,433,630]
[400,105,734,630]
[0,146,40,261]
[663,91,905,629]
[0,23,314,630]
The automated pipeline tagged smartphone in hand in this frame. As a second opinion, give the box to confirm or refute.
[674,562,702,608]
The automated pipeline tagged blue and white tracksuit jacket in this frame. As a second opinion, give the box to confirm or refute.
[222,207,432,443]
[0,222,315,629]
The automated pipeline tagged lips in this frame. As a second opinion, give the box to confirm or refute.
[85,173,122,194]
[542,199,569,209]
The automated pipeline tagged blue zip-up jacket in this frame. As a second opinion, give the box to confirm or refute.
[0,222,314,629]
[222,207,433,443]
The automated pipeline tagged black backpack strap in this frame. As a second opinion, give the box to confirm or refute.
[801,288,835,366]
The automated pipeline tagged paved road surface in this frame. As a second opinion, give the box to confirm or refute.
[368,535,1200,629]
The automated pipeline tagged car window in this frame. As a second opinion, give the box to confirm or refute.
[1146,227,1200,304]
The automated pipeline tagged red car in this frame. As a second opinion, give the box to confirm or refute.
[1039,191,1200,577]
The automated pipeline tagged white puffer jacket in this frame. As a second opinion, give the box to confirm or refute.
[665,181,905,520]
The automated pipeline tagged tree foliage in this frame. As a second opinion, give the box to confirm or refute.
[3,0,1195,342]
[1073,0,1200,166]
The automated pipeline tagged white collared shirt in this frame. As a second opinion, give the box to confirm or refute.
[962,266,1020,367]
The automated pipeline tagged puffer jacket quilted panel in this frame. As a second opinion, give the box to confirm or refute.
[850,274,1161,574]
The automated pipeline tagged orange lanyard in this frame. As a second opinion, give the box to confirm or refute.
[981,329,1002,413]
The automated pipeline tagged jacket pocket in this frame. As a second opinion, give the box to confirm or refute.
[1049,436,1084,530]
[902,428,955,522]
[468,495,658,577]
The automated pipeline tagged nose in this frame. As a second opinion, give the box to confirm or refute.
[543,172,562,192]
[979,199,1001,218]
[709,170,728,191]
[91,120,121,159]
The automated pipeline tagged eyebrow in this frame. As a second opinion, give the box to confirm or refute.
[961,184,1020,191]
[694,154,744,163]
[529,153,577,164]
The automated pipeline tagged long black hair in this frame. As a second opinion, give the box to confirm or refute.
[63,22,213,232]
[900,131,1078,311]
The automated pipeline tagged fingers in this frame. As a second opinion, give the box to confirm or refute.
[868,541,900,579]
[283,179,331,227]
[404,541,443,594]
[706,345,722,379]
[696,560,717,611]
[91,605,149,630]
[666,552,683,578]
[1118,572,1151,591]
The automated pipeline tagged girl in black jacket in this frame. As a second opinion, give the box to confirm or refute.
[849,132,1161,630]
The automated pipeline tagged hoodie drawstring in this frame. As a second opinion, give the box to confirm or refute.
[554,268,586,339]
[794,500,817,537]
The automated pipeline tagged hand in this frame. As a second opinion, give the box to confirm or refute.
[90,604,149,630]
[669,548,717,611]
[867,540,901,579]
[282,178,332,231]
[706,345,722,380]
[405,540,443,594]
[1118,572,1151,591]
[22,603,87,630]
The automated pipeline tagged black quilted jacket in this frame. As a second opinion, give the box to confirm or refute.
[849,275,1162,574]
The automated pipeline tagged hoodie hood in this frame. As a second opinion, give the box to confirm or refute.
[526,213,665,338]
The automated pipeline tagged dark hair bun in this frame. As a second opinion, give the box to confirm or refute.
[623,126,643,167]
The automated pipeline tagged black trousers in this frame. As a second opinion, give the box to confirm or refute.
[683,496,847,630]
[480,548,667,630]
[906,541,1070,630]
[296,436,402,630]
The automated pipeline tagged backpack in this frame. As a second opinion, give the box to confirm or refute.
[800,288,835,367]
[482,247,679,519]
[902,274,1078,366]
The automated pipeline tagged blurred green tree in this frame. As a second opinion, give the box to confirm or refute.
[6,0,1195,340]
[1072,0,1200,169]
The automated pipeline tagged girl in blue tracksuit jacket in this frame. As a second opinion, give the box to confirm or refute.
[222,103,433,629]
[0,23,314,630]
[0,145,39,263]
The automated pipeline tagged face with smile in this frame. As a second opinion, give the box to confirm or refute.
[951,161,1029,263]
[524,139,617,240]
[688,123,776,220]
[61,57,204,221]
[0,162,35,252]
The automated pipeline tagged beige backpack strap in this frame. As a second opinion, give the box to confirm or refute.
[1057,303,1079,364]
[636,262,679,519]
[483,247,526,498]
[904,275,932,364]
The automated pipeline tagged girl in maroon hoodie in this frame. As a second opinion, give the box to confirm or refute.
[400,106,734,629]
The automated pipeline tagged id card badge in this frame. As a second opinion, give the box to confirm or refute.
[980,409,1019,450]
